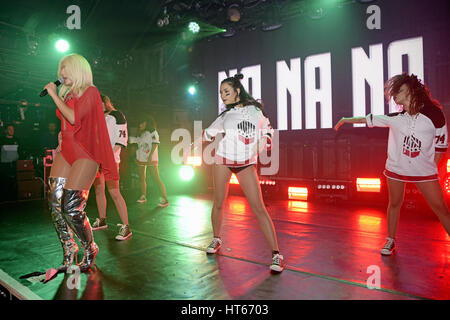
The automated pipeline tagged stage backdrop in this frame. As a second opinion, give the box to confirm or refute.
[190,0,450,191]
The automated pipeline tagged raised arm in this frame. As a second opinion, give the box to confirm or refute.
[45,82,75,124]
[334,117,367,131]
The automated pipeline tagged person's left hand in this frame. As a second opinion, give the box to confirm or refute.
[44,82,58,97]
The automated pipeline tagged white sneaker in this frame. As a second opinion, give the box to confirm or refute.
[137,195,147,203]
[158,197,169,207]
[270,253,284,273]
[206,238,222,254]
[380,237,395,256]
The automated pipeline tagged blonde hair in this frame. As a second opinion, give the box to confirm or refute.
[57,54,93,99]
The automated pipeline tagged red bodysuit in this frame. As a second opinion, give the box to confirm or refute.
[56,86,119,181]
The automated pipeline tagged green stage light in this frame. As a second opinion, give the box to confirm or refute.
[188,22,200,33]
[179,165,194,181]
[188,86,196,95]
[55,39,70,53]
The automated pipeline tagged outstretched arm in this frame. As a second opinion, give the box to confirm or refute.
[334,117,367,131]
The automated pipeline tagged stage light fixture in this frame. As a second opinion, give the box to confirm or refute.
[188,86,196,95]
[308,7,325,19]
[55,39,69,53]
[227,4,241,22]
[288,187,308,201]
[179,165,194,181]
[220,27,236,38]
[444,177,450,195]
[356,178,381,193]
[261,22,282,32]
[188,22,200,33]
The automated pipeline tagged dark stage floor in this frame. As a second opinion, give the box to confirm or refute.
[0,193,449,300]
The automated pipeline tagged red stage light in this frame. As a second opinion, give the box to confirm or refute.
[356,178,381,193]
[447,159,450,173]
[229,173,239,185]
[229,175,276,186]
[444,176,450,195]
[288,187,308,201]
[288,200,308,212]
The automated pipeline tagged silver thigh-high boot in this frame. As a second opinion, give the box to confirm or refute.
[61,189,99,272]
[48,177,79,271]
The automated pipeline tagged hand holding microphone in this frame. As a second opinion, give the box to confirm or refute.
[40,78,65,97]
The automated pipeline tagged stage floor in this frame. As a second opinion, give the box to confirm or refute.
[0,193,449,300]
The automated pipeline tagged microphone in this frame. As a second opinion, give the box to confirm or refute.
[40,78,65,97]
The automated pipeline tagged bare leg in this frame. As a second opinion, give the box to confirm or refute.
[50,152,71,179]
[236,165,279,252]
[137,165,147,197]
[386,178,405,238]
[148,165,168,201]
[65,158,99,190]
[106,180,129,225]
[415,180,450,235]
[93,173,107,219]
[211,164,232,238]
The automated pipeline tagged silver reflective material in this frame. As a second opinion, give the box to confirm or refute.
[62,189,98,271]
[48,177,79,270]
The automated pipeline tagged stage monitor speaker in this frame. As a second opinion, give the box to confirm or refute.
[17,179,41,200]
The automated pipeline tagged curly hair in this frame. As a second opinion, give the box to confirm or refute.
[384,73,441,114]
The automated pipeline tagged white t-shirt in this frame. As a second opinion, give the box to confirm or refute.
[105,110,127,164]
[203,105,273,167]
[129,129,160,164]
[366,102,448,182]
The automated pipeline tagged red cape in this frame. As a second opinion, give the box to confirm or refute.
[73,86,119,181]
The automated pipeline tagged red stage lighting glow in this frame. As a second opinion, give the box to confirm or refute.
[288,200,308,212]
[444,177,450,195]
[229,173,239,185]
[356,178,381,193]
[288,187,308,201]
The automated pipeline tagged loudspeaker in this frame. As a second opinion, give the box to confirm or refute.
[17,179,41,200]
[17,160,35,181]
[17,160,34,172]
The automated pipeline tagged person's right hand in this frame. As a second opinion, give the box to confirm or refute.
[334,118,346,131]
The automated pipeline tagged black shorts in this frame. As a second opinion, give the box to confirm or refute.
[228,164,254,174]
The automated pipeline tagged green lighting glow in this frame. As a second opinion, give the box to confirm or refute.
[55,39,70,53]
[188,22,200,33]
[179,165,194,181]
[188,86,196,95]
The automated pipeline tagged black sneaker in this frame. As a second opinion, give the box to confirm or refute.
[115,224,132,241]
[92,218,107,231]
